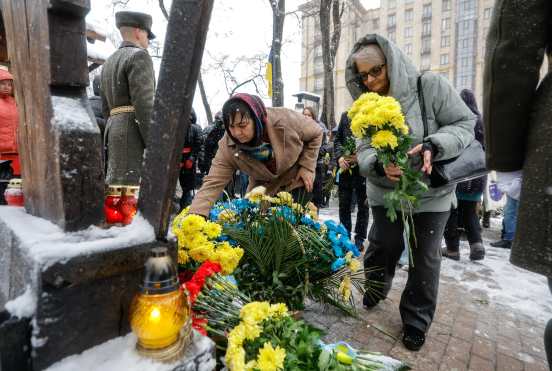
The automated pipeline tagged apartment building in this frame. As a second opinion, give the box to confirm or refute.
[299,0,496,119]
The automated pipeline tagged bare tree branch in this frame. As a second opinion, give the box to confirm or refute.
[159,0,170,21]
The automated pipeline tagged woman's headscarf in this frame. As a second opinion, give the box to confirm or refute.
[222,93,267,146]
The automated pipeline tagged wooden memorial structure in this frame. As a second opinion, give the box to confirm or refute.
[0,0,214,369]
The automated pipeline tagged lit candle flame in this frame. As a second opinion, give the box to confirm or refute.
[150,307,161,322]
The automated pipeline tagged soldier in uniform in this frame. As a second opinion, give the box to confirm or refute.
[101,11,156,185]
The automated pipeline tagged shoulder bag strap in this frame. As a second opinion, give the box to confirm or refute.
[417,74,428,138]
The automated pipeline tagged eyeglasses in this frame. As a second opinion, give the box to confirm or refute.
[358,64,386,81]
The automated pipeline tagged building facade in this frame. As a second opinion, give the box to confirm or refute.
[299,0,496,119]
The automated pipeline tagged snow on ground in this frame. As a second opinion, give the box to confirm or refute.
[0,206,155,269]
[45,333,174,371]
[45,332,215,371]
[319,204,552,323]
[440,225,552,323]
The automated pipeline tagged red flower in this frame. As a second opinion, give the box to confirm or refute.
[192,316,208,336]
[183,261,222,305]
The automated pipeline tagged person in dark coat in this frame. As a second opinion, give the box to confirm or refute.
[100,11,155,186]
[303,106,328,209]
[179,108,204,210]
[443,89,486,261]
[483,1,551,366]
[89,75,106,136]
[334,111,369,251]
[199,111,225,176]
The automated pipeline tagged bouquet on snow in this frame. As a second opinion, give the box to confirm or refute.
[348,93,428,255]
[173,187,378,315]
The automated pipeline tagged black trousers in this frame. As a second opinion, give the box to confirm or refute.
[364,206,450,332]
[179,169,196,210]
[313,164,325,208]
[444,199,482,249]
[338,174,369,244]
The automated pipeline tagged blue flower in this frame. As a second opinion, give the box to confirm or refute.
[275,206,297,224]
[332,243,344,258]
[328,230,339,245]
[343,239,360,257]
[324,220,338,231]
[336,223,349,237]
[331,258,346,271]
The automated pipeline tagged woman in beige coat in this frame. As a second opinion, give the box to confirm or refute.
[189,93,323,217]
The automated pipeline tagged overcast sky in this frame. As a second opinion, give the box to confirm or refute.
[88,0,380,126]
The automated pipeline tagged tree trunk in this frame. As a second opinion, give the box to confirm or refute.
[319,0,343,129]
[269,0,285,107]
[159,0,213,126]
[198,72,213,125]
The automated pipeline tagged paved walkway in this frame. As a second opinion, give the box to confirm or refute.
[304,206,550,371]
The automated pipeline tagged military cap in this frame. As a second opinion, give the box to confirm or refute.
[115,11,156,40]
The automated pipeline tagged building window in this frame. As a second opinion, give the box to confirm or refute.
[422,21,431,36]
[405,8,414,23]
[388,30,396,43]
[405,26,413,38]
[314,56,323,73]
[440,53,449,65]
[422,37,431,54]
[314,44,322,58]
[441,35,451,48]
[388,13,396,28]
[442,0,451,11]
[461,57,470,67]
[372,18,379,30]
[423,3,432,18]
[421,55,431,70]
[314,75,324,90]
[404,43,413,55]
[405,0,414,3]
[484,7,492,19]
[388,0,396,9]
[441,18,451,32]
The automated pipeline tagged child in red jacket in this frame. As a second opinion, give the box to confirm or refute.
[0,69,20,176]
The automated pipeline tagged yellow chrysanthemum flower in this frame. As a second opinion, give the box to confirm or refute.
[245,186,267,203]
[218,209,237,223]
[276,191,293,206]
[256,342,286,371]
[242,322,262,341]
[178,249,189,265]
[226,345,246,371]
[291,202,304,213]
[212,244,244,275]
[338,275,352,301]
[202,221,222,239]
[348,259,361,273]
[188,242,215,262]
[371,130,398,150]
[180,214,206,233]
[269,303,289,317]
[240,301,271,325]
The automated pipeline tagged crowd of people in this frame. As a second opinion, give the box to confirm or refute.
[0,2,549,365]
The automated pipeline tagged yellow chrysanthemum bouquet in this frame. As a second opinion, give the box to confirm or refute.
[172,208,244,275]
[349,93,428,253]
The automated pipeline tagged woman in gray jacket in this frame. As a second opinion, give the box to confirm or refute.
[345,34,475,351]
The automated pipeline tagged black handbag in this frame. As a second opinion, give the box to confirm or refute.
[417,75,488,188]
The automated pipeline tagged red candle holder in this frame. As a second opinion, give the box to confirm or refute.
[4,178,24,207]
[120,186,139,225]
[104,185,124,224]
